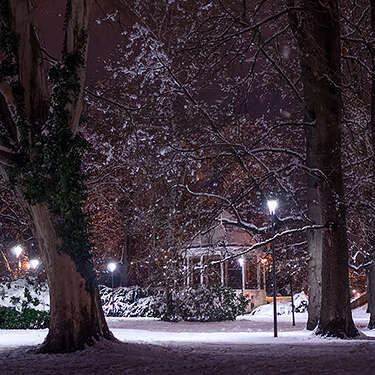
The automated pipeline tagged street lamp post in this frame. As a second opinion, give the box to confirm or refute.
[267,199,278,338]
[290,277,296,327]
[107,262,117,316]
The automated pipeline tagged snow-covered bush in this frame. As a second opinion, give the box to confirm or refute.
[250,292,308,316]
[293,292,308,313]
[0,277,49,312]
[0,279,50,329]
[0,280,162,319]
[100,285,248,321]
[0,279,248,322]
[155,285,248,322]
[99,285,162,317]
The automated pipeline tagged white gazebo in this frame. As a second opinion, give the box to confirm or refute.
[183,212,267,311]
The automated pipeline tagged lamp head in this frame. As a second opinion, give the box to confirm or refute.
[107,262,117,273]
[29,259,40,269]
[267,200,278,215]
[12,245,23,258]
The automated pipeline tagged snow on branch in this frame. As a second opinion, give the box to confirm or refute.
[219,217,268,234]
[194,224,326,270]
[217,8,303,42]
[219,214,306,235]
[349,260,373,273]
[174,184,233,206]
[246,147,305,161]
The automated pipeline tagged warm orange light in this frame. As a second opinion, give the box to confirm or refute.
[260,258,268,265]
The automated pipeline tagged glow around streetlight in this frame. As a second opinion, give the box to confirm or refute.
[12,245,23,258]
[267,200,278,215]
[107,262,117,273]
[29,259,40,269]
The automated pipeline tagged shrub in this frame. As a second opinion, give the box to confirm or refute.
[0,283,50,329]
[156,285,248,322]
[0,277,49,312]
[99,285,247,321]
[0,306,49,329]
[100,285,162,317]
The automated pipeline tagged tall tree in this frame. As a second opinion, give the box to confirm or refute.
[287,0,358,337]
[0,0,113,352]
[367,0,375,329]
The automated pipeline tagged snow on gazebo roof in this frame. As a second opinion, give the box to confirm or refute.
[183,211,258,258]
[184,244,250,258]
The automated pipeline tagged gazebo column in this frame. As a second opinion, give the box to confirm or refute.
[263,260,267,291]
[241,259,246,291]
[225,262,228,287]
[200,255,204,286]
[220,260,225,286]
[257,253,261,289]
[186,256,190,286]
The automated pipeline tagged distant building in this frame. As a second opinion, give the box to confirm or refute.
[183,212,267,311]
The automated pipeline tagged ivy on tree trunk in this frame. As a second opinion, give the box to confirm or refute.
[0,0,114,353]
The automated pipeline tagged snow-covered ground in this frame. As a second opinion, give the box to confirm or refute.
[1,303,374,374]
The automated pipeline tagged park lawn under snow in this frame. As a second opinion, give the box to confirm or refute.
[1,302,375,374]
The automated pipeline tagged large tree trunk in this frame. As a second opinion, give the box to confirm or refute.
[305,203,322,329]
[367,264,375,329]
[288,0,358,337]
[0,0,114,352]
[305,121,323,330]
[30,203,112,353]
[369,0,375,331]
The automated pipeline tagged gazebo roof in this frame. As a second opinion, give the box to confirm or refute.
[183,211,259,258]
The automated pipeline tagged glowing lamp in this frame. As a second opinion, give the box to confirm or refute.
[12,245,23,258]
[107,262,117,273]
[30,259,40,269]
[267,200,278,215]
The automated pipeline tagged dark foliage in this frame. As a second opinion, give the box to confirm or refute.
[0,306,49,329]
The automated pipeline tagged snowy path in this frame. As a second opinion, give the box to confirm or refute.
[0,312,375,374]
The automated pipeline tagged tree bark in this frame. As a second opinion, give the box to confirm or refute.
[367,264,375,328]
[368,0,375,331]
[119,240,129,287]
[305,218,322,330]
[305,121,323,330]
[119,195,133,287]
[0,0,114,352]
[30,203,113,353]
[287,0,358,337]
